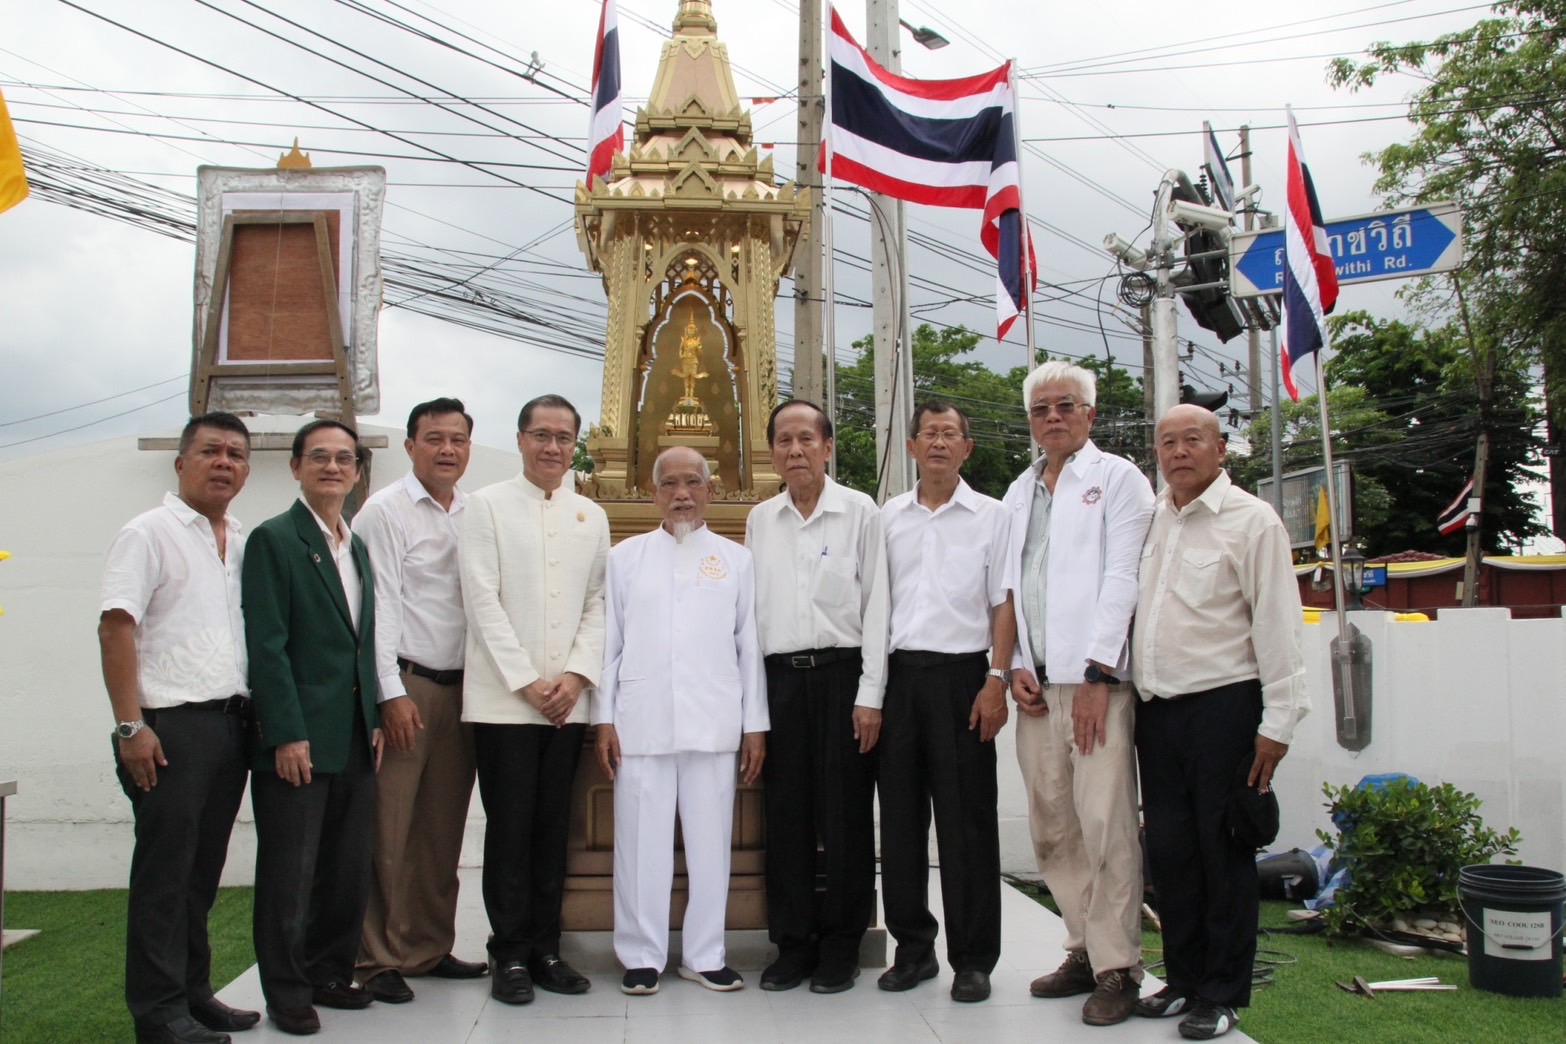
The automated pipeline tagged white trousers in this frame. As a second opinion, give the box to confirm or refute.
[613,751,737,973]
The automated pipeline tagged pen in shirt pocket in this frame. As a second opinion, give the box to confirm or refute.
[821,545,829,557]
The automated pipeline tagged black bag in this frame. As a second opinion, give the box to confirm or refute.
[1227,751,1280,850]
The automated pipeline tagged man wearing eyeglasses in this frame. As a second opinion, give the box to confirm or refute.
[460,394,609,1004]
[1002,361,1153,1026]
[243,419,382,1035]
[877,401,1015,1004]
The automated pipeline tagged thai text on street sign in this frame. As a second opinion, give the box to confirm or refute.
[1229,202,1462,299]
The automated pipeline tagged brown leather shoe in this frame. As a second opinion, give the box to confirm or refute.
[189,996,260,1032]
[1030,950,1095,998]
[427,953,488,979]
[311,980,372,1010]
[266,1006,320,1036]
[1082,968,1139,1026]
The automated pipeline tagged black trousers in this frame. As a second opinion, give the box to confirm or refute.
[1135,681,1263,1008]
[251,718,376,1010]
[762,653,877,970]
[472,722,586,963]
[879,652,1000,974]
[117,703,249,1027]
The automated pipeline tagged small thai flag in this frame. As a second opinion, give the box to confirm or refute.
[586,0,624,188]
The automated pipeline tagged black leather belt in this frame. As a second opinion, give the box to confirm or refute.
[766,647,861,670]
[176,694,251,714]
[398,657,464,686]
[889,650,986,670]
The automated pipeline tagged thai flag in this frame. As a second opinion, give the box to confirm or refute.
[585,0,624,187]
[822,8,1035,339]
[1280,105,1339,400]
[1437,475,1476,535]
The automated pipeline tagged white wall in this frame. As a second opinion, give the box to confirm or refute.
[3,430,1562,889]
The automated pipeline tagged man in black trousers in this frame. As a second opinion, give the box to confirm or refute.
[100,413,261,1044]
[877,401,1015,1003]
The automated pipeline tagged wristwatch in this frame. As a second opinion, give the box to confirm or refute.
[1083,664,1120,685]
[114,719,146,740]
[986,667,1011,684]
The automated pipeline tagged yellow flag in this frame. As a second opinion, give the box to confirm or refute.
[1313,485,1331,553]
[0,88,30,215]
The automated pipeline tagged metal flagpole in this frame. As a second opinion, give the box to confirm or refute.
[822,2,839,477]
[1009,62,1037,373]
[1313,346,1358,739]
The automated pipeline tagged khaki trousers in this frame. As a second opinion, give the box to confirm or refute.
[357,671,476,978]
[1015,682,1143,975]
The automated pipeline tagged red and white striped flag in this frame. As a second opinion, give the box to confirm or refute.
[585,0,624,188]
[1437,476,1476,535]
[1280,106,1339,401]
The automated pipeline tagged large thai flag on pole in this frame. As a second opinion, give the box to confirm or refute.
[585,0,624,187]
[1280,105,1339,400]
[822,9,1035,339]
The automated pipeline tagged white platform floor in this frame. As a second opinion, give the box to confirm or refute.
[216,869,1255,1043]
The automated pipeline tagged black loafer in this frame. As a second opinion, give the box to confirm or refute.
[134,1015,230,1044]
[266,1006,321,1036]
[877,952,939,992]
[950,969,992,1003]
[428,953,488,979]
[311,980,372,1010]
[364,969,415,1004]
[490,960,535,1005]
[189,996,261,1032]
[529,953,591,994]
[760,950,816,992]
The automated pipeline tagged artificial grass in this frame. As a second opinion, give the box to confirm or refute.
[1019,883,1563,1043]
[0,887,255,1042]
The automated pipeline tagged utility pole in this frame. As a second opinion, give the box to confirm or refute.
[1149,170,1187,421]
[1240,125,1262,419]
[866,0,913,500]
[793,0,825,405]
[1456,277,1491,607]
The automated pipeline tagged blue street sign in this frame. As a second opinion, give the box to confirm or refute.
[1228,202,1463,298]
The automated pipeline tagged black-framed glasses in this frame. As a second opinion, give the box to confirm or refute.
[304,450,360,468]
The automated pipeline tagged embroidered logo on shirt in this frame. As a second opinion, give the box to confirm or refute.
[699,555,728,580]
[1082,486,1103,506]
[577,511,586,522]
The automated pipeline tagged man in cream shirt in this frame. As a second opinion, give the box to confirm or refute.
[460,394,609,1005]
[593,447,768,997]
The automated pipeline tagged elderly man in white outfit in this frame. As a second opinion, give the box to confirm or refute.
[594,447,769,996]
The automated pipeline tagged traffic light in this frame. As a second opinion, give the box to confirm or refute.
[1172,227,1245,342]
[1180,383,1228,411]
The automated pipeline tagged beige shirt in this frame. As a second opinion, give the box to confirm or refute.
[459,473,609,726]
[1132,470,1310,745]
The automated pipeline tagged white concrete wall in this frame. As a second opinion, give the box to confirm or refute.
[3,430,1562,889]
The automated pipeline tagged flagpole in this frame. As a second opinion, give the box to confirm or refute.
[1313,346,1358,739]
[822,3,838,478]
[1008,62,1037,374]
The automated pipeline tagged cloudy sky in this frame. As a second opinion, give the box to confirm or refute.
[0,0,1489,459]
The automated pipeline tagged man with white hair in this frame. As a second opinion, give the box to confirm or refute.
[593,447,768,996]
[1003,360,1154,1026]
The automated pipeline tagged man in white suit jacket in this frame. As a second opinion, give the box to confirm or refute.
[460,394,609,1005]
[592,447,768,997]
[1001,361,1154,1027]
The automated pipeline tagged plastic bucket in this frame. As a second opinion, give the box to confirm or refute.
[1458,864,1566,999]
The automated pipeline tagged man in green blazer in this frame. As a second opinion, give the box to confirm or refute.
[243,419,382,1036]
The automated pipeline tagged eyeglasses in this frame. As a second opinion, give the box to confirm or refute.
[304,450,360,469]
[523,429,578,449]
[915,428,968,444]
[1029,399,1082,418]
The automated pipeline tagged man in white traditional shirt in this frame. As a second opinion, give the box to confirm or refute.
[745,400,889,994]
[1003,360,1154,1026]
[878,401,1015,1005]
[593,447,768,997]
[1131,404,1308,1041]
[100,412,260,1044]
[460,394,609,1005]
[355,398,488,1004]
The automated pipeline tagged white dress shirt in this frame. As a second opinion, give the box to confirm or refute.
[592,525,768,755]
[1132,471,1311,745]
[1002,441,1154,683]
[745,475,890,709]
[883,479,1011,653]
[100,492,248,709]
[460,473,609,726]
[354,472,467,702]
[305,502,361,632]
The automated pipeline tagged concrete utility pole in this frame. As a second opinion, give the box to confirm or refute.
[866,0,914,501]
[1240,125,1262,419]
[793,0,825,405]
[1149,170,1191,422]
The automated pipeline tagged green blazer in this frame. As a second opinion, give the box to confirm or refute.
[242,499,379,775]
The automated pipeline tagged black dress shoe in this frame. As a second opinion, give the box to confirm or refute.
[529,954,591,994]
[950,969,992,1003]
[134,1015,231,1044]
[877,952,939,992]
[490,959,535,1005]
[189,996,260,1032]
[266,1006,320,1036]
[809,964,860,994]
[364,969,415,1004]
[311,980,373,1010]
[760,949,816,992]
[427,953,488,979]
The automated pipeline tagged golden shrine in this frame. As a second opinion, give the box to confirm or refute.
[575,0,810,541]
